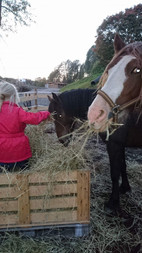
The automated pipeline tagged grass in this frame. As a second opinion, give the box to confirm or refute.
[60,61,105,92]
[0,122,141,253]
[60,73,102,92]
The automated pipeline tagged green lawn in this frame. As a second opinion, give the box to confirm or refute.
[60,73,102,92]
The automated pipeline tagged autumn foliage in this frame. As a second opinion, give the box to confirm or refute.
[95,4,142,67]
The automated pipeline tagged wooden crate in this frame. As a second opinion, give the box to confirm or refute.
[0,170,90,231]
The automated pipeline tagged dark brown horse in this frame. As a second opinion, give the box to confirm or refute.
[48,89,96,145]
[88,34,142,213]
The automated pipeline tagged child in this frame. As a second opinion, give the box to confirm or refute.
[0,80,51,171]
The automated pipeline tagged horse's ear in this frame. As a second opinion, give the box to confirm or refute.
[52,93,62,104]
[48,95,53,102]
[114,34,126,54]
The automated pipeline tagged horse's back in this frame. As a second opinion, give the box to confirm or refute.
[59,88,96,119]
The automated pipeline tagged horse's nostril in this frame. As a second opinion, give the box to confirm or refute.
[100,110,104,117]
[96,110,105,120]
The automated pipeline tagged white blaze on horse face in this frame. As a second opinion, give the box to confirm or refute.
[101,55,136,102]
[88,55,136,131]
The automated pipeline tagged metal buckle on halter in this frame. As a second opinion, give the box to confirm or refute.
[112,105,120,114]
[108,105,120,120]
[97,90,120,121]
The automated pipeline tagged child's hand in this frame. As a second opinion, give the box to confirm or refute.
[47,114,54,121]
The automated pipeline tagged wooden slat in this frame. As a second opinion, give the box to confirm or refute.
[0,170,77,185]
[0,200,18,212]
[17,174,30,225]
[22,106,49,112]
[36,106,49,111]
[20,95,37,102]
[0,214,18,226]
[30,196,77,210]
[31,210,77,224]
[0,197,76,214]
[20,93,51,102]
[29,183,77,197]
[0,173,18,185]
[29,171,77,183]
[0,173,30,198]
[37,94,51,99]
[77,170,90,222]
[0,186,21,198]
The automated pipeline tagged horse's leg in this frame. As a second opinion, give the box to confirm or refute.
[105,141,125,213]
[119,150,131,194]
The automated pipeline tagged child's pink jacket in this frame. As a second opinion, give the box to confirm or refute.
[0,101,50,163]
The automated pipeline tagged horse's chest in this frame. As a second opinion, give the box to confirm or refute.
[125,112,142,147]
[100,124,142,148]
[126,127,142,147]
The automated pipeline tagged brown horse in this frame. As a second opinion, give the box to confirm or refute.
[48,89,96,145]
[88,34,142,213]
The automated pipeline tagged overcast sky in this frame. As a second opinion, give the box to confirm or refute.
[0,0,141,80]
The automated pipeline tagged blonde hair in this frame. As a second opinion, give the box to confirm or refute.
[0,80,20,110]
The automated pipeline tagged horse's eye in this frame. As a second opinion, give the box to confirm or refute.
[132,68,141,74]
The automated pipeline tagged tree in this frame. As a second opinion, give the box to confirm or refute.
[95,4,142,67]
[84,45,97,74]
[48,59,81,84]
[34,77,47,87]
[48,68,61,83]
[0,0,33,32]
[66,60,81,83]
[78,63,85,79]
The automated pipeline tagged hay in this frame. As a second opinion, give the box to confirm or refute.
[88,118,124,141]
[26,120,90,174]
[0,121,141,252]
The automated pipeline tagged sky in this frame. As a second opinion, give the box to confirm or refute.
[0,0,141,81]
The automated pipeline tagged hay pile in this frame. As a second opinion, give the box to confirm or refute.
[26,121,90,173]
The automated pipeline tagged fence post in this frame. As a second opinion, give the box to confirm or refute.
[34,88,38,110]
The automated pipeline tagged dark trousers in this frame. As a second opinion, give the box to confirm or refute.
[0,159,29,172]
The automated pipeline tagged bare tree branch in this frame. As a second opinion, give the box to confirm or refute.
[0,0,2,26]
[0,0,34,32]
[1,5,19,18]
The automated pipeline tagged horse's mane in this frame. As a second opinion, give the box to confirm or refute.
[108,41,142,70]
[125,42,142,57]
[120,42,142,66]
[59,88,96,119]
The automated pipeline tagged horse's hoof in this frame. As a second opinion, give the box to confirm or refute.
[104,202,120,216]
[119,184,131,194]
